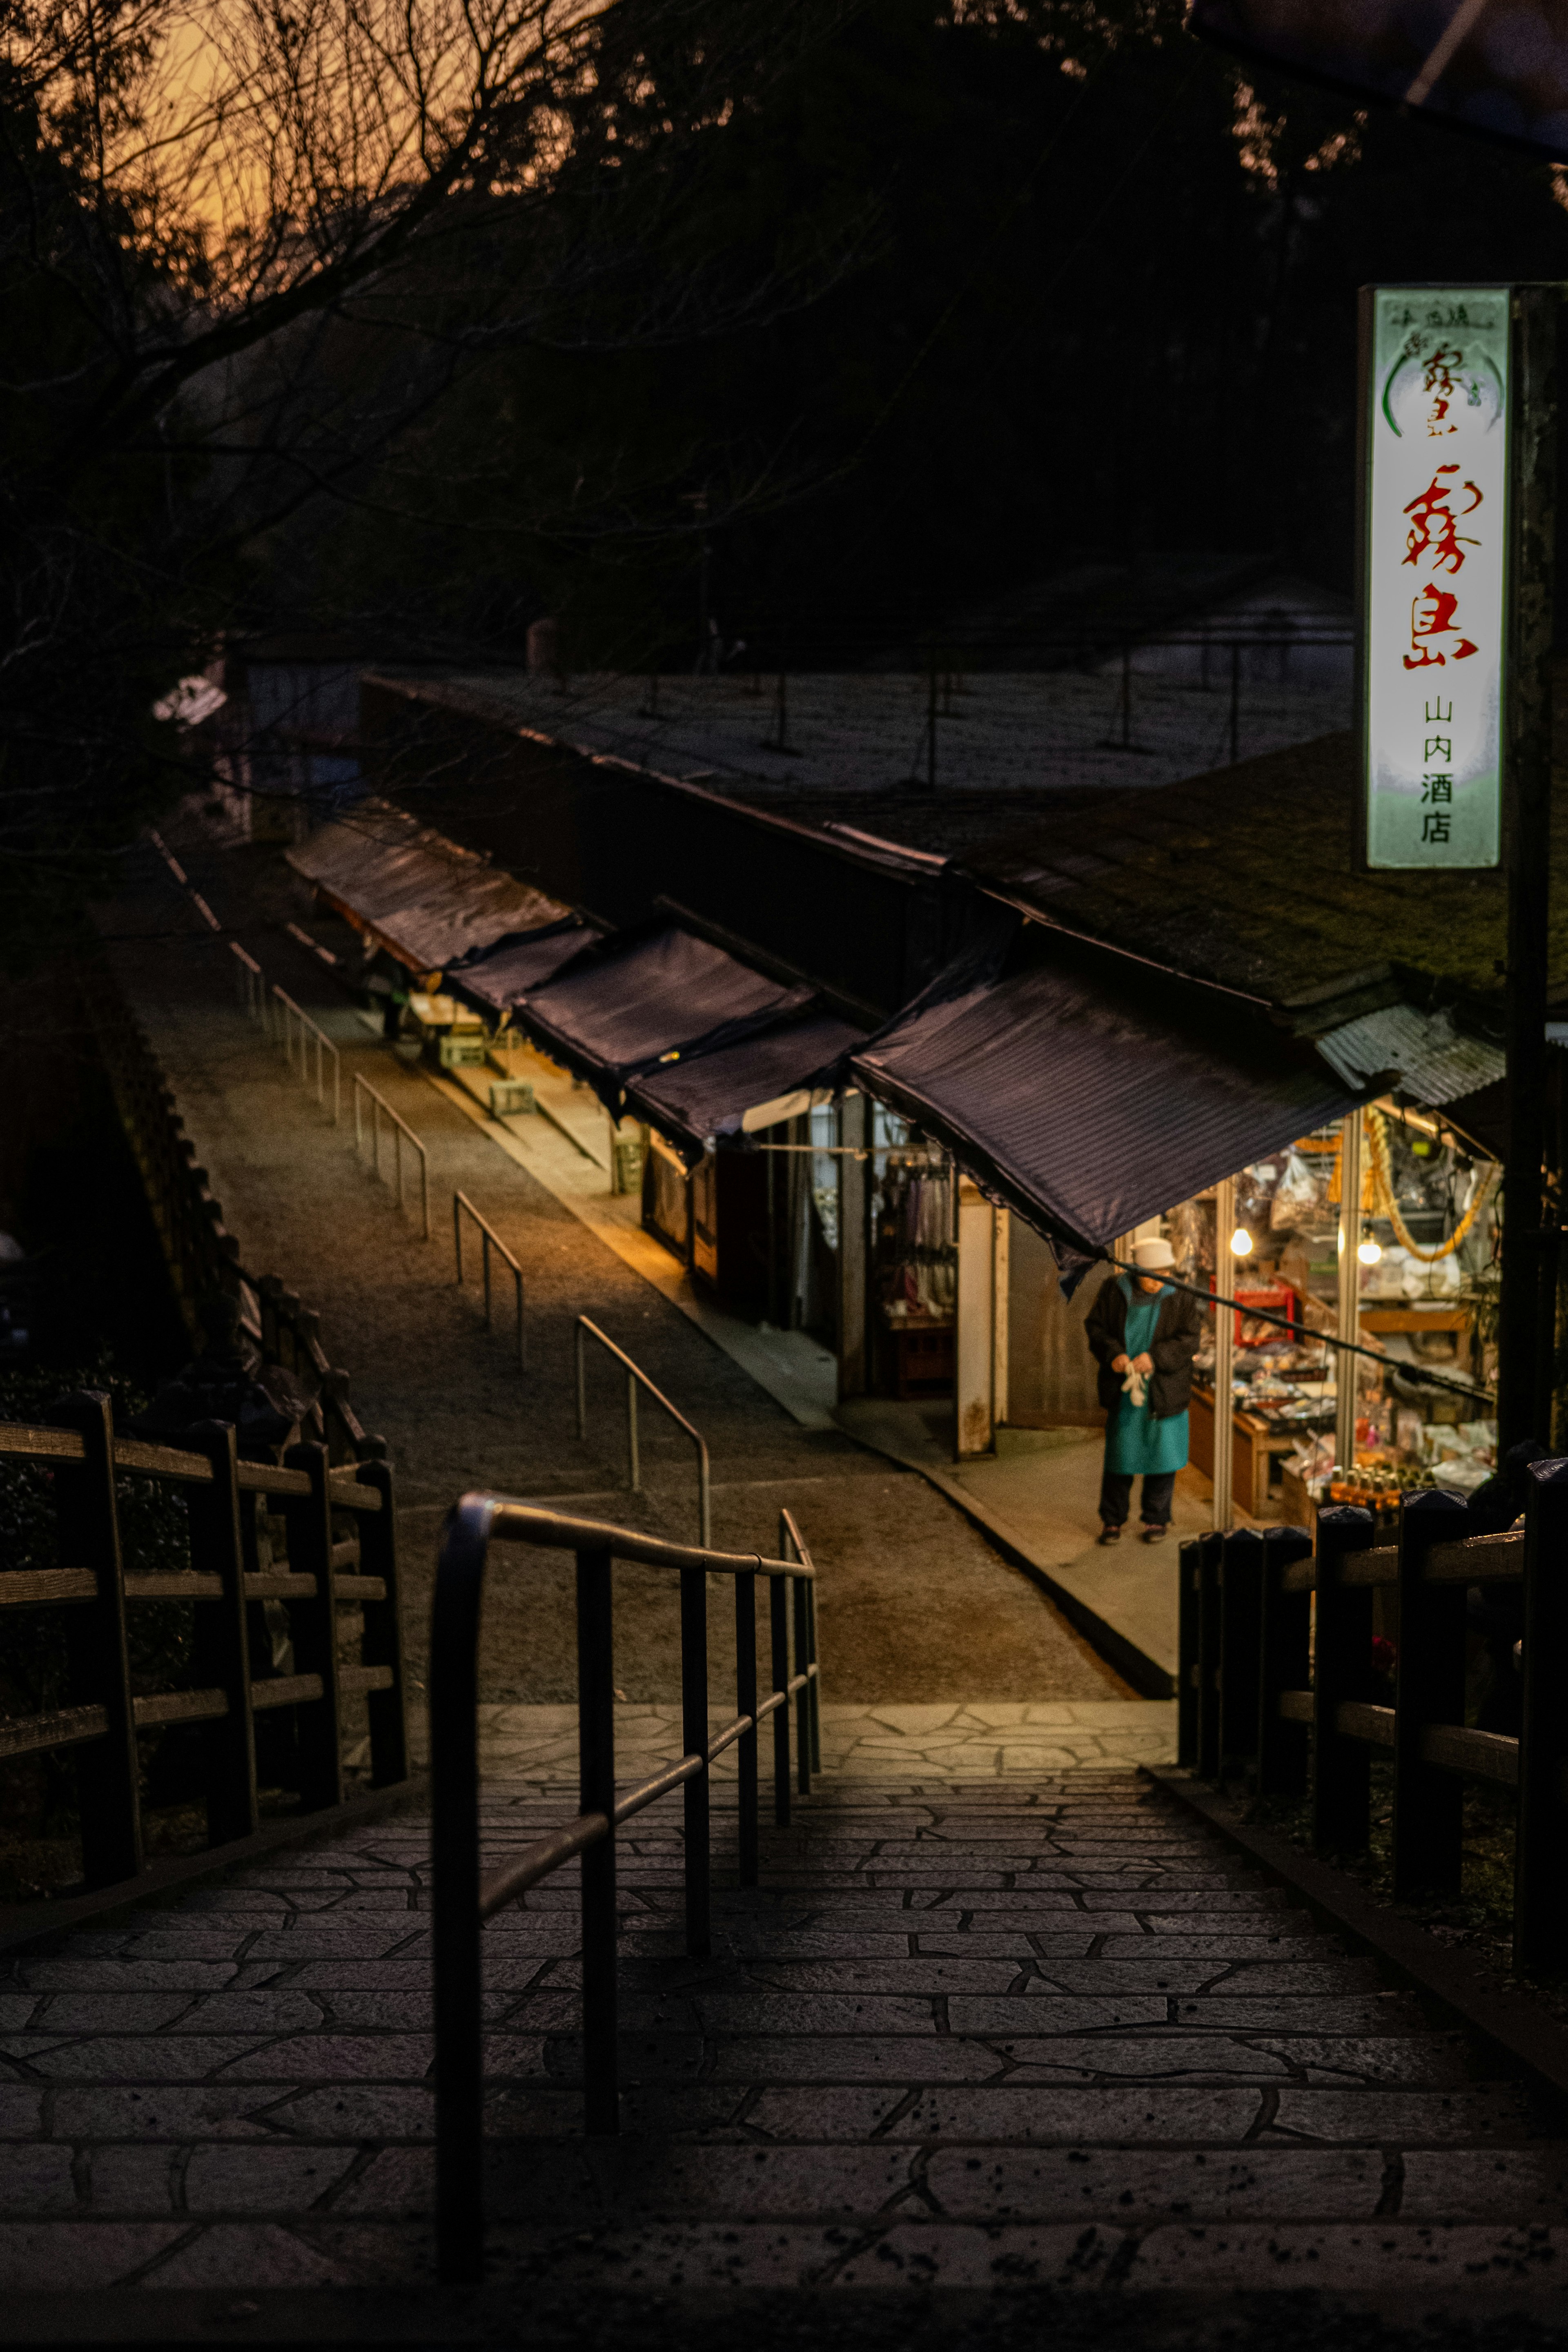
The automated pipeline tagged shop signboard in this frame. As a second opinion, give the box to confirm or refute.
[1359,285,1511,872]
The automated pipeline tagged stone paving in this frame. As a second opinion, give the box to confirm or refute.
[3,1766,1564,2300]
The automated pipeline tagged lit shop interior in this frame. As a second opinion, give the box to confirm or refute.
[1156,1106,1497,1523]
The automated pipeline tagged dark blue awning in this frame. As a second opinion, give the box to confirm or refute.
[626,1011,867,1165]
[851,962,1361,1260]
[514,924,814,1114]
[443,918,599,1019]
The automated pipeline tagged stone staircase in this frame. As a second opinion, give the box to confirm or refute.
[3,1766,1566,2310]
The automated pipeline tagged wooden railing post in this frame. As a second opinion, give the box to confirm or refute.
[49,1391,141,1888]
[185,1420,259,1847]
[1219,1527,1265,1782]
[1393,1487,1470,1897]
[1256,1525,1313,1799]
[354,1455,408,1788]
[1196,1531,1223,1780]
[281,1441,343,1811]
[1176,1538,1201,1768]
[1516,1458,1568,1968]
[577,1546,618,2135]
[1312,1504,1376,1857]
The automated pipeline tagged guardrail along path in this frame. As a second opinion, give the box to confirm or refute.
[4,1766,1566,2299]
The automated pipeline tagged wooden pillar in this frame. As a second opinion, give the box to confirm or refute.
[1336,1112,1363,1476]
[955,1178,995,1459]
[1212,1177,1235,1528]
[1515,1456,1568,1968]
[1499,285,1558,1452]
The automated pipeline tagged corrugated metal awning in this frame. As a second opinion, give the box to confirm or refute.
[443,918,600,1018]
[514,925,815,1116]
[286,800,566,974]
[625,1011,867,1165]
[1314,1002,1506,1106]
[851,964,1361,1258]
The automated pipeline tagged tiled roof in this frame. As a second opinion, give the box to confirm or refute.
[963,730,1568,1024]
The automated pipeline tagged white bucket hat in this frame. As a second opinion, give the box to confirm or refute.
[1133,1238,1175,1271]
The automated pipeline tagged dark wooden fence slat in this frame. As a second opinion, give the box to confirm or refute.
[1393,1487,1470,1898]
[1312,1505,1377,1858]
[1516,1460,1568,1967]
[186,1421,260,1848]
[1256,1525,1313,1799]
[354,1457,408,1788]
[1196,1532,1223,1781]
[281,1441,344,1811]
[1219,1528,1265,1777]
[49,1392,142,1888]
[1176,1539,1200,1768]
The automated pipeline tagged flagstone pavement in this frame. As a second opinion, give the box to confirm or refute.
[4,1751,1566,2307]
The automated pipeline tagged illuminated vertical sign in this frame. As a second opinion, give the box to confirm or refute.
[1361,286,1510,871]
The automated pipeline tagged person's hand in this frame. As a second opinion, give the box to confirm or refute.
[1131,1352,1154,1375]
[1111,1353,1130,1374]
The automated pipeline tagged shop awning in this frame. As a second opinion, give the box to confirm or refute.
[443,918,600,1019]
[850,963,1363,1261]
[625,1011,867,1165]
[286,800,567,975]
[514,924,815,1114]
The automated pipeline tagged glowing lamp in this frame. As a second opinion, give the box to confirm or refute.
[1357,1232,1383,1265]
[1229,1226,1253,1258]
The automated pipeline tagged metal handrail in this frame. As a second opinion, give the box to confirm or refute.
[430,1494,821,2283]
[271,986,341,1124]
[229,941,267,1030]
[574,1314,709,1547]
[780,1506,822,1780]
[352,1074,430,1239]
[452,1191,524,1371]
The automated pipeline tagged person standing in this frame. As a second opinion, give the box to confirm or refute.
[1085,1237,1204,1544]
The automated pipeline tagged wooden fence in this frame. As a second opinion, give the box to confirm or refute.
[0,1394,408,1894]
[85,964,374,1466]
[1178,1469,1568,1970]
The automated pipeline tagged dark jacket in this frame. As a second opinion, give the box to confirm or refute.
[1085,1276,1205,1420]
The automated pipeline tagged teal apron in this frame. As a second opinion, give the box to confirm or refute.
[1104,1277,1189,1476]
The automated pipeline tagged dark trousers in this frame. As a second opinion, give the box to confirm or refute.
[1100,1468,1176,1529]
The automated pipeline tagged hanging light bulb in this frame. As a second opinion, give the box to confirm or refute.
[1229,1225,1254,1258]
[1357,1224,1382,1265]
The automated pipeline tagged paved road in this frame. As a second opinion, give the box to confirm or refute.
[2,1764,1559,2313]
[101,826,1132,1713]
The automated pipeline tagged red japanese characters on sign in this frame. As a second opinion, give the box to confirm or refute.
[1364,288,1508,870]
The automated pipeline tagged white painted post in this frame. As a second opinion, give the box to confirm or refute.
[955,1178,995,1459]
[991,1207,1010,1433]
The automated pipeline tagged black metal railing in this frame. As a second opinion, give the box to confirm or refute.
[1177,1464,1568,1975]
[430,1494,822,2282]
[0,1395,409,1905]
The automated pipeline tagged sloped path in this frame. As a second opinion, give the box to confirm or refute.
[98,829,1134,1714]
[3,1765,1562,2305]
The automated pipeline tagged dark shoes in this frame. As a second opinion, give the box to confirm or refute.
[1097,1525,1123,1545]
[1141,1523,1169,1543]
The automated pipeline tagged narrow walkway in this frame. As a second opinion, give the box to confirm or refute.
[101,829,1142,1718]
[2,1765,1560,2304]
